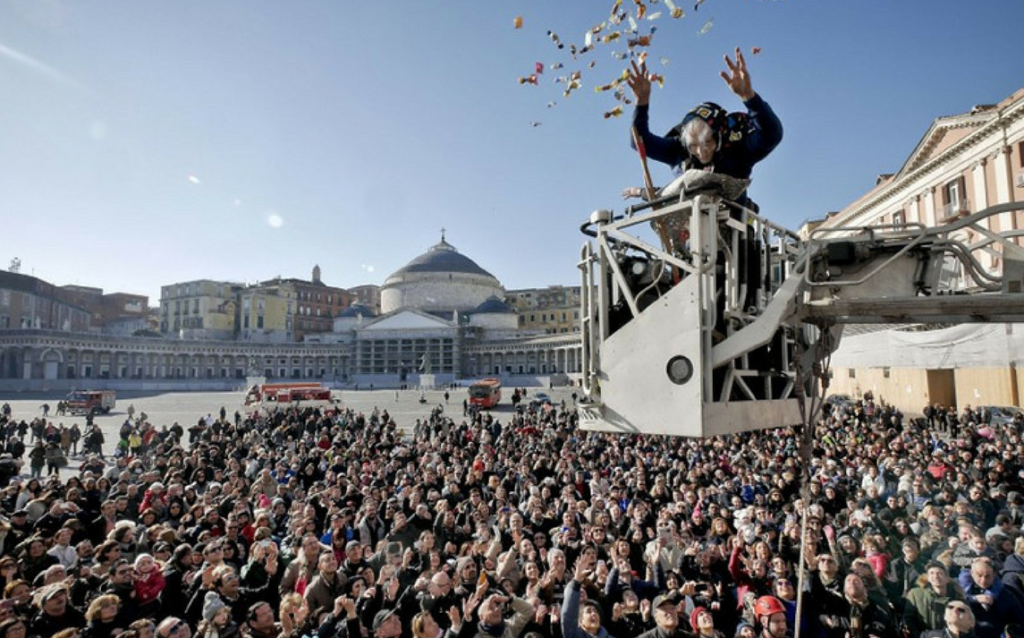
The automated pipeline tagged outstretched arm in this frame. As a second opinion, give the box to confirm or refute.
[628,59,684,168]
[721,47,755,101]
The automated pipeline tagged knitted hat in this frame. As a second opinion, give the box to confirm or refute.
[203,591,228,622]
[691,606,709,632]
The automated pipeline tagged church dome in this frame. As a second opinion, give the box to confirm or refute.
[389,237,496,279]
[380,233,504,315]
[472,295,514,314]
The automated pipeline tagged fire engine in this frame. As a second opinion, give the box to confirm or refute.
[578,177,1024,438]
[244,382,336,409]
[66,390,116,415]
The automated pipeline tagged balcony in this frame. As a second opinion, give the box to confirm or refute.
[940,198,971,223]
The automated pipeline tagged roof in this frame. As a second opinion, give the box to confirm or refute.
[389,236,496,280]
[472,296,514,314]
[337,304,376,318]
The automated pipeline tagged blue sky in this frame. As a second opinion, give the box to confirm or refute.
[2,0,1022,303]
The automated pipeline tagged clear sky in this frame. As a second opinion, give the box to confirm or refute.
[2,0,1023,303]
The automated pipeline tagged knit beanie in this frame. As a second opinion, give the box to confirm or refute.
[203,591,228,622]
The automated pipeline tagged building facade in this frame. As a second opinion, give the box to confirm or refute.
[818,86,1024,412]
[0,236,582,387]
[159,280,241,340]
[506,285,581,334]
[0,272,91,334]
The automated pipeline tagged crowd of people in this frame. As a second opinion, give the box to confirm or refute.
[0,392,1020,638]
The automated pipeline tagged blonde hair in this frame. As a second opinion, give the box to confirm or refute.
[280,592,305,617]
[85,594,121,622]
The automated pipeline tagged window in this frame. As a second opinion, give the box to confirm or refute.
[848,368,856,379]
[892,210,905,229]
[882,367,891,379]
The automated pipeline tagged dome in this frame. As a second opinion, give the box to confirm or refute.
[380,233,504,315]
[472,295,514,314]
[389,237,496,279]
[337,304,376,318]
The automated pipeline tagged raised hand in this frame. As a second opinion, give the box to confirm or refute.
[720,47,755,101]
[627,59,652,106]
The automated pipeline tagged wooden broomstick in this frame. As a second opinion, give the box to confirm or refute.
[631,126,672,252]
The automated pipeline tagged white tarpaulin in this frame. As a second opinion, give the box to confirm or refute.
[830,323,1024,368]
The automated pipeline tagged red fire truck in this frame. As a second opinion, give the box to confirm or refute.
[66,390,117,415]
[244,382,335,408]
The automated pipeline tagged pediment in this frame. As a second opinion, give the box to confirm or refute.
[359,309,453,331]
[901,113,990,175]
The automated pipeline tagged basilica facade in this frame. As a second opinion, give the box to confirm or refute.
[0,236,582,389]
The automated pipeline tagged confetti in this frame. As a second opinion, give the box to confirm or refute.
[628,34,653,48]
[514,15,523,29]
[535,62,545,74]
[698,18,714,35]
[547,30,564,49]
[751,46,763,55]
[664,0,685,18]
[604,105,624,118]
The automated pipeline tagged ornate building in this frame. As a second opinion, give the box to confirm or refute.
[817,86,1024,412]
[0,234,582,388]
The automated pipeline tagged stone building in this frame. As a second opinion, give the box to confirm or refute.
[0,234,581,387]
[817,85,1024,412]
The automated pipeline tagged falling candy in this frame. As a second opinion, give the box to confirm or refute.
[664,0,684,18]
[751,46,762,55]
[603,105,624,118]
[514,15,523,29]
[694,0,706,10]
[518,75,539,85]
[647,11,662,20]
[550,62,564,70]
[535,62,545,74]
[529,121,541,127]
[698,18,713,35]
[547,30,564,49]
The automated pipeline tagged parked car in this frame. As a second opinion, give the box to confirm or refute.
[983,405,1024,425]
[533,392,552,405]
[825,393,855,410]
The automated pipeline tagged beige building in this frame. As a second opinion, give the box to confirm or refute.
[160,279,241,340]
[506,285,581,334]
[237,285,294,343]
[818,86,1024,412]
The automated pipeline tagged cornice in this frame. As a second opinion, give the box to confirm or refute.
[831,97,1024,226]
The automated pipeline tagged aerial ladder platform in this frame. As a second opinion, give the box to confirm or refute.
[578,181,1024,438]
